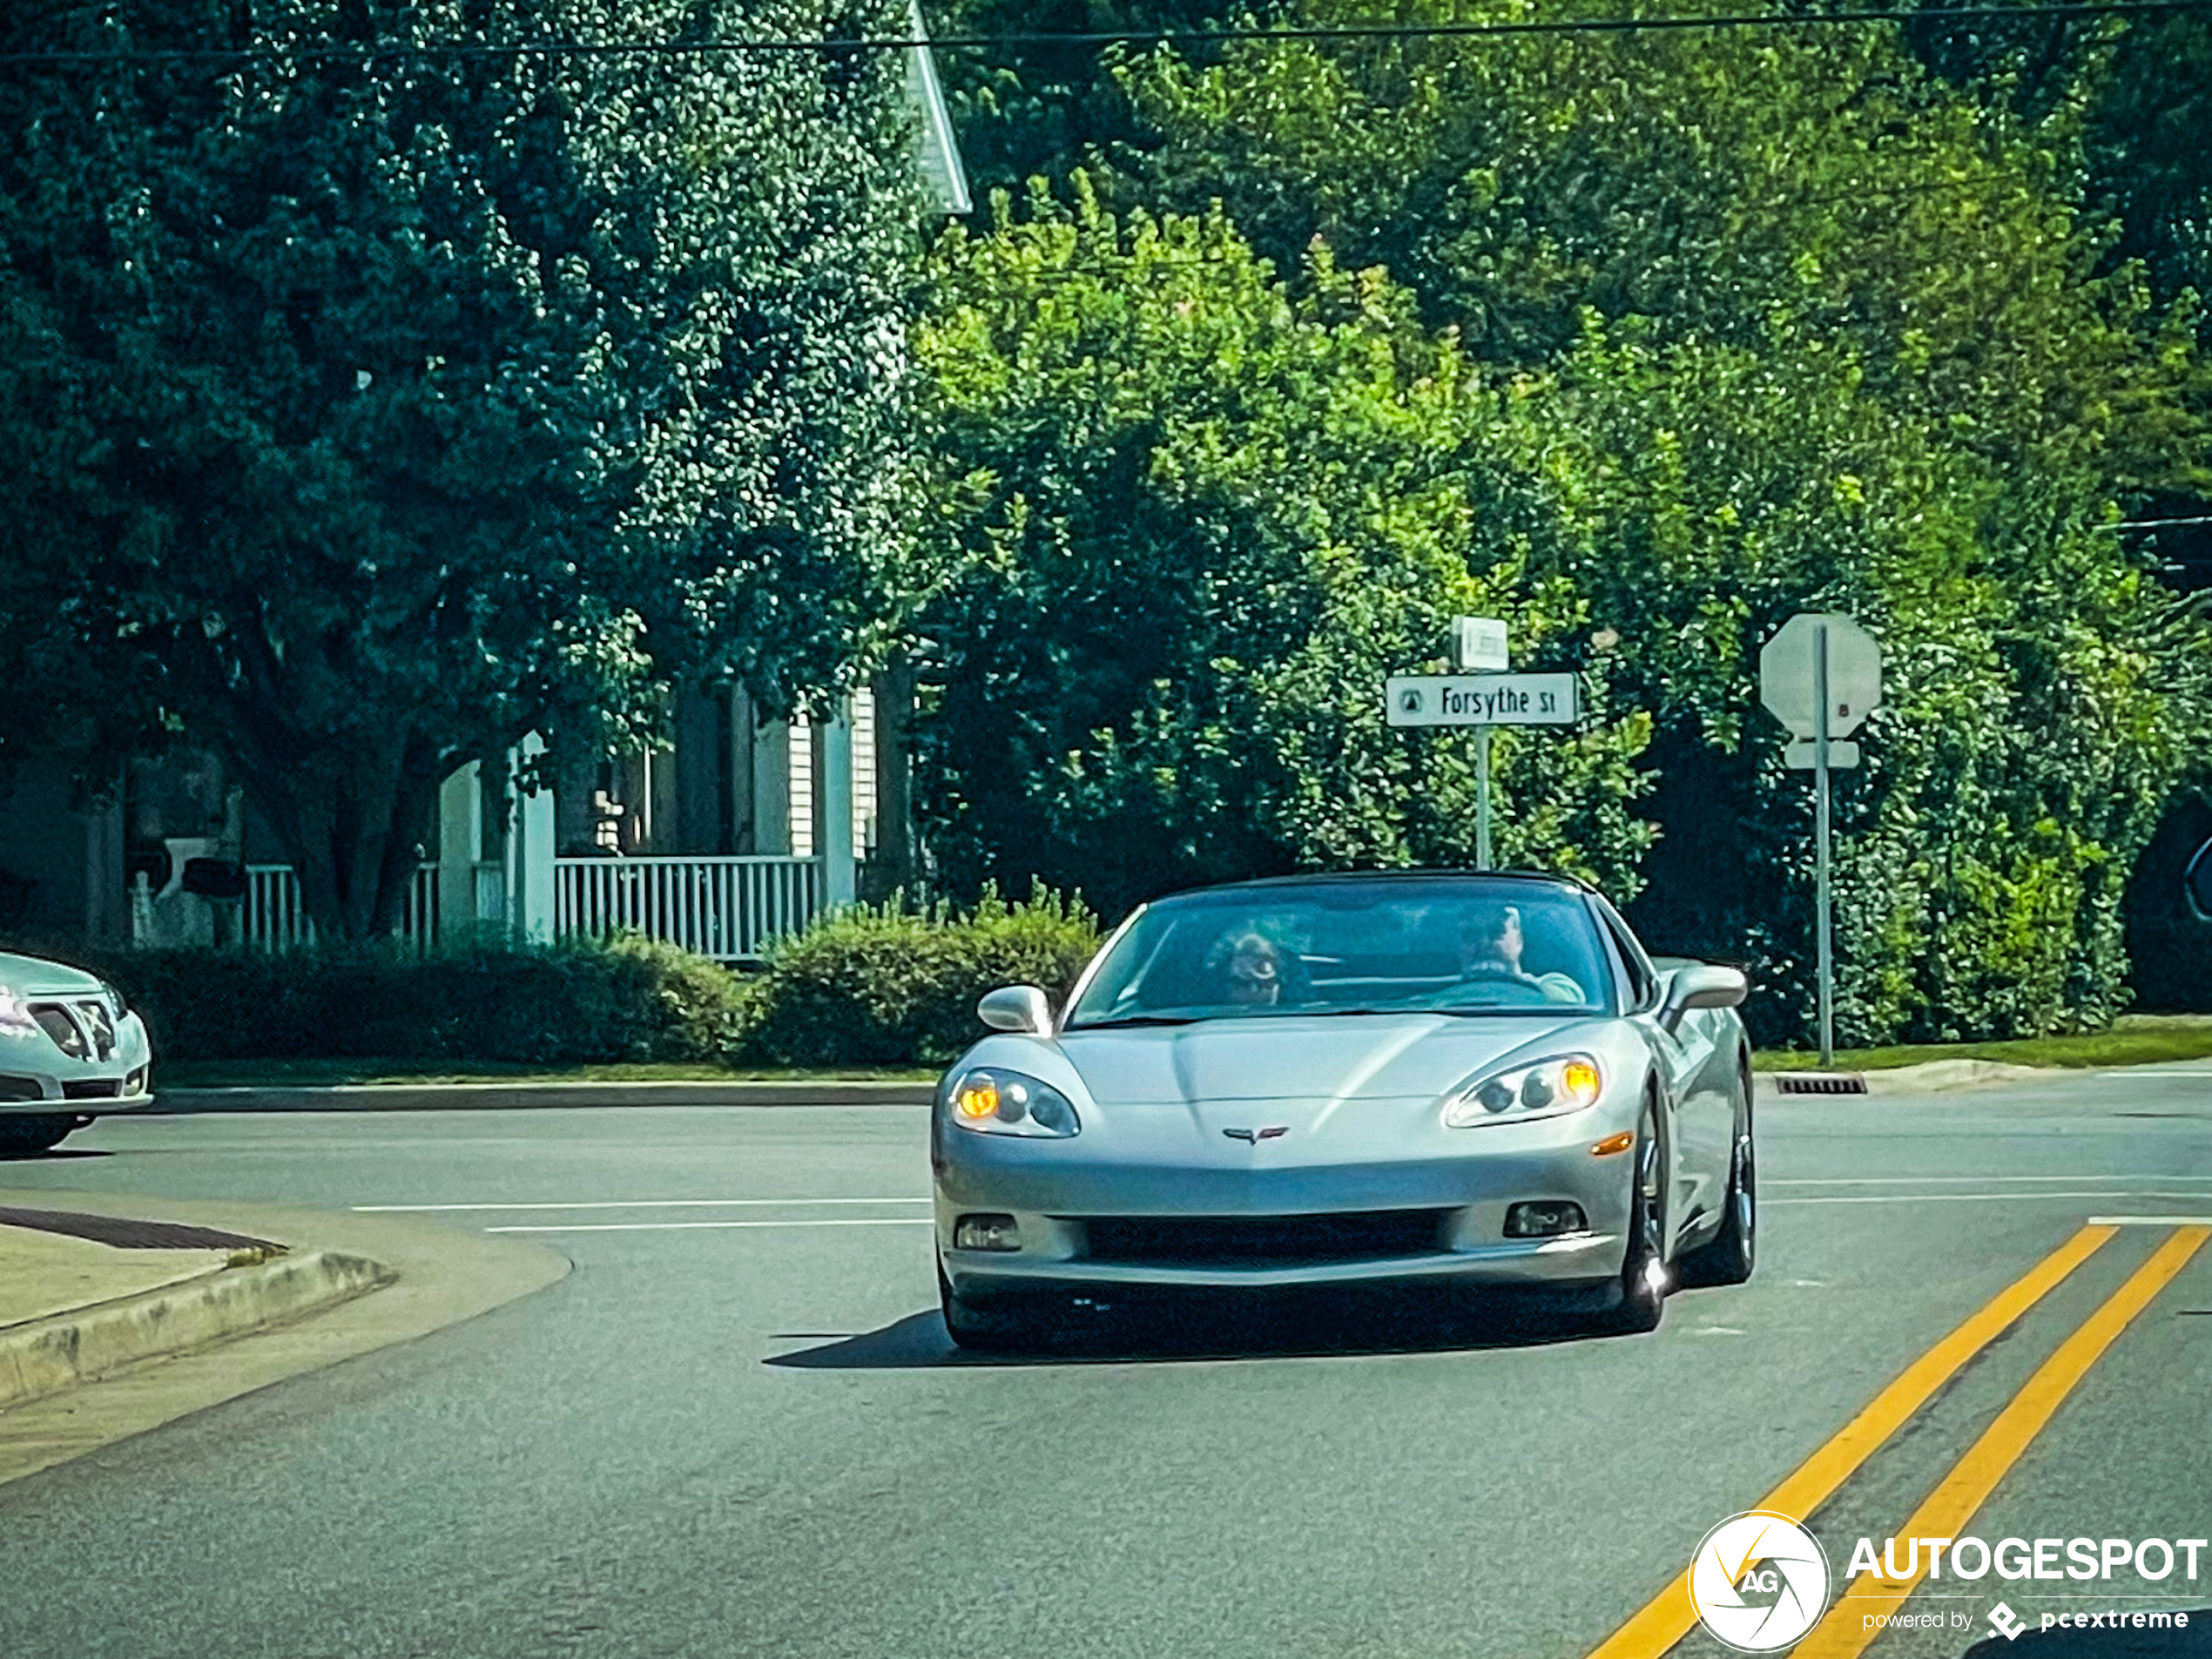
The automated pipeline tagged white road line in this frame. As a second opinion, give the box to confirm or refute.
[1770,1175,2212,1187]
[353,1198,931,1212]
[482,1217,936,1233]
[2087,1215,2212,1226]
[1768,1190,2212,1208]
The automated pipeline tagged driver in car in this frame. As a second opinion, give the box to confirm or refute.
[1457,904,1586,1004]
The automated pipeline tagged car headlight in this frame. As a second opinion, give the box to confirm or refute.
[946,1068,1081,1138]
[1441,1055,1605,1128]
[100,980,129,1021]
[0,987,37,1036]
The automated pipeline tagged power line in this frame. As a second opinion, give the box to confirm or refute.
[3,1,2210,68]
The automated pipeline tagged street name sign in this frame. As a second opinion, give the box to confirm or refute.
[1759,612,1881,738]
[1386,673,1579,727]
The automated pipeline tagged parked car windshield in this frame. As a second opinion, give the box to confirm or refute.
[1064,878,1616,1025]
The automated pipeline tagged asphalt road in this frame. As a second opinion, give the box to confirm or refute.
[0,1069,2208,1659]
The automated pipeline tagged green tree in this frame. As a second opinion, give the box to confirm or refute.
[914,179,1654,917]
[931,1,1228,199]
[0,0,930,937]
[930,0,2211,1039]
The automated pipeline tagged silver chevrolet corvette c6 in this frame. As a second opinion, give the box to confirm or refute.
[931,870,1754,1350]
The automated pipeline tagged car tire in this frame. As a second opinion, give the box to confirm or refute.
[0,1114,84,1157]
[1595,1093,1668,1336]
[938,1263,1046,1354]
[1678,1069,1757,1289]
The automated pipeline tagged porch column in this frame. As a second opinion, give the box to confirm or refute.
[507,732,556,945]
[437,762,482,946]
[818,703,856,908]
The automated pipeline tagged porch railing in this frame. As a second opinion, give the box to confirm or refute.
[239,853,819,961]
[242,863,440,953]
[554,854,820,962]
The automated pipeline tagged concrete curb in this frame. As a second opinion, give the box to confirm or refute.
[148,1079,936,1113]
[0,1248,391,1413]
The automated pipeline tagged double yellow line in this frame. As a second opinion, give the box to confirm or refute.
[1583,1221,2210,1659]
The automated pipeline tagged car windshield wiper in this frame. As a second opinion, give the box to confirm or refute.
[1063,1015,1201,1030]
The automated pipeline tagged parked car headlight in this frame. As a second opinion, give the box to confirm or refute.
[947,1068,1081,1138]
[100,980,129,1021]
[0,987,38,1036]
[1441,1055,1604,1128]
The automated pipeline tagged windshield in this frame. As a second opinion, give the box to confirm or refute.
[1065,879,1615,1026]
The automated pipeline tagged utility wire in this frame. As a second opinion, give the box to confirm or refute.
[3,1,2211,67]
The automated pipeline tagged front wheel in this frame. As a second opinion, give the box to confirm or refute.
[1594,1096,1668,1335]
[1679,1080,1757,1288]
[0,1114,87,1157]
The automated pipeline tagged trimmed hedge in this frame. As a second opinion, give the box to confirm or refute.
[733,886,1101,1066]
[5,887,1101,1069]
[9,934,747,1064]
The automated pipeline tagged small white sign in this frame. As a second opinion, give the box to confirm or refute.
[1784,739,1860,770]
[1386,673,1579,727]
[1450,616,1510,673]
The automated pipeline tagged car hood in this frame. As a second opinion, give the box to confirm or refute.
[1057,1013,1601,1106]
[0,951,103,997]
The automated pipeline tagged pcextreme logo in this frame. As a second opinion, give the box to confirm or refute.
[1689,1511,1835,1653]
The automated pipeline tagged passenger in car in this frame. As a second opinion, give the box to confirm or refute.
[1456,904,1587,1004]
[1218,932,1288,1007]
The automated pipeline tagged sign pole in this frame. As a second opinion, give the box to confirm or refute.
[1475,725,1494,871]
[1814,624,1835,1067]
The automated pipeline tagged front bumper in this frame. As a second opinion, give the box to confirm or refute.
[0,1009,154,1116]
[936,1109,1636,1303]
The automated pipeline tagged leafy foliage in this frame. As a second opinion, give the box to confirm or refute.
[734,884,1101,1064]
[921,0,2212,1041]
[0,0,930,937]
[19,934,749,1063]
[912,180,1656,918]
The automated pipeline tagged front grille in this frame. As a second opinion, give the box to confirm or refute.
[29,1005,87,1059]
[1080,1210,1450,1267]
[62,1079,122,1101]
[0,1076,44,1103]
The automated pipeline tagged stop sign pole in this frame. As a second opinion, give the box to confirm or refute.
[1759,612,1881,1068]
[1812,624,1836,1066]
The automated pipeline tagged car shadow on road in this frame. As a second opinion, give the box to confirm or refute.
[1954,1611,2212,1656]
[766,1292,1621,1369]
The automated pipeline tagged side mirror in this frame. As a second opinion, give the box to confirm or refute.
[1661,964,1748,1030]
[976,985,1054,1035]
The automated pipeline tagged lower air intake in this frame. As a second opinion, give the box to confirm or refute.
[1080,1210,1449,1267]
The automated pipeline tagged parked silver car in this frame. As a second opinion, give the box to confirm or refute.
[0,951,153,1156]
[933,871,1752,1348]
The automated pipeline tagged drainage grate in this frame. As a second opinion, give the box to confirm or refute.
[1773,1073,1870,1096]
[0,1205,279,1251]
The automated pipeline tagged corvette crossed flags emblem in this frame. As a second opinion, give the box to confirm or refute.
[1223,1126,1290,1143]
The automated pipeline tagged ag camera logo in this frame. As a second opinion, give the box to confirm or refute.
[1690,1511,1834,1653]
